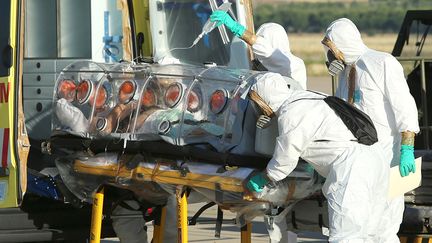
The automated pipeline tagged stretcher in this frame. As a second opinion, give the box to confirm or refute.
[67,152,320,207]
[47,60,321,242]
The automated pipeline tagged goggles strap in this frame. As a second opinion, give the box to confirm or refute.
[248,90,275,118]
[321,37,345,62]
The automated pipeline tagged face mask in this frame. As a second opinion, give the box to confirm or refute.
[325,49,345,77]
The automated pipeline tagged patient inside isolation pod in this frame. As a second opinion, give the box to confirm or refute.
[52,61,251,150]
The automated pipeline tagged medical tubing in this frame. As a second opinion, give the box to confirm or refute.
[166,42,197,54]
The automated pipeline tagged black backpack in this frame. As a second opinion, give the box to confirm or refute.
[323,95,378,145]
[290,92,378,146]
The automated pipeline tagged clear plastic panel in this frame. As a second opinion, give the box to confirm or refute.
[178,77,235,147]
[53,61,107,136]
[198,66,256,82]
[132,74,195,144]
[52,61,262,152]
[149,63,204,77]
[52,61,150,138]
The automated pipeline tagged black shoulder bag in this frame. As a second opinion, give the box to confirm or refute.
[291,91,378,145]
[323,95,378,145]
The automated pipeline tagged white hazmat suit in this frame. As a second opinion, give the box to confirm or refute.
[325,18,420,242]
[251,72,389,242]
[252,23,307,243]
[252,23,307,90]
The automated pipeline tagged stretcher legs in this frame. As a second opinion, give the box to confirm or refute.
[90,187,104,243]
[241,223,252,243]
[400,236,432,243]
[177,187,188,243]
[152,207,167,243]
[89,186,253,243]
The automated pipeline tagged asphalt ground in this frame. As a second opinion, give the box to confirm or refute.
[307,76,334,95]
[101,201,328,242]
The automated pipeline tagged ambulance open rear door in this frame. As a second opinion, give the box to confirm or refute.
[0,0,29,208]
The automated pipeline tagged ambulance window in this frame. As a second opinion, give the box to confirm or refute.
[0,1,11,77]
[24,0,91,59]
[161,0,235,65]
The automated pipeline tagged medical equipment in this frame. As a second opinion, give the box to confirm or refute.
[191,2,232,47]
[208,0,230,44]
[165,2,232,55]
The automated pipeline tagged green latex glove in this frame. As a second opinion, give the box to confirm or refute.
[400,145,416,177]
[210,10,246,37]
[246,173,269,193]
[305,164,315,176]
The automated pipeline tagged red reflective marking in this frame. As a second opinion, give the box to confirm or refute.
[2,128,9,168]
[0,83,8,103]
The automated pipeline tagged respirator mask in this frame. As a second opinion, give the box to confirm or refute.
[322,37,346,77]
[248,90,274,129]
[324,47,345,77]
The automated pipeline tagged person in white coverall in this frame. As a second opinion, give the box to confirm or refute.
[246,72,389,242]
[210,12,307,90]
[322,18,420,242]
[210,12,307,243]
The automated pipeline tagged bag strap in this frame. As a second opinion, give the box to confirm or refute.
[287,90,327,105]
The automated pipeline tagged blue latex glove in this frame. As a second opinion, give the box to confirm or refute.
[400,145,416,177]
[210,10,246,37]
[246,173,269,193]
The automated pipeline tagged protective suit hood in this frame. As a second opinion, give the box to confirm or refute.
[252,23,307,89]
[251,72,293,114]
[325,18,368,64]
[256,23,291,54]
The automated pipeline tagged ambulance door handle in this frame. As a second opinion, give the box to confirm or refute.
[136,32,144,57]
[1,44,12,69]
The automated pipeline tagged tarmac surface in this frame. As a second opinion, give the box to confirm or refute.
[307,76,334,95]
[101,202,328,242]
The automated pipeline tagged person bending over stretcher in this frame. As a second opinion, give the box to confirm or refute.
[245,72,389,243]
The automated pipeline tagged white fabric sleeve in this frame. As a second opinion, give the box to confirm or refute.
[252,36,275,58]
[383,57,420,133]
[55,98,89,133]
[266,116,315,181]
